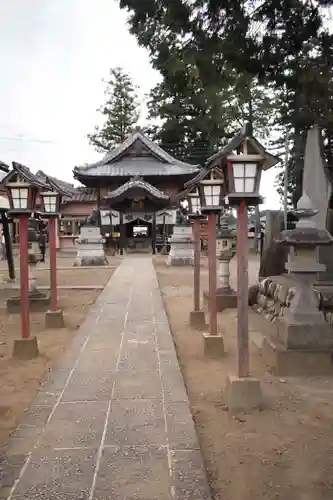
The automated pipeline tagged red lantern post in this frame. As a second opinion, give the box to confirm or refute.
[40,182,72,329]
[3,162,47,359]
[188,215,206,329]
[48,216,58,313]
[19,214,30,339]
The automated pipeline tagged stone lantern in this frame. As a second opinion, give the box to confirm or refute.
[215,213,237,311]
[277,193,333,327]
[261,193,333,376]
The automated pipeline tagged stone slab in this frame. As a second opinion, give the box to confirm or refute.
[105,399,166,447]
[11,448,96,499]
[171,449,212,500]
[94,445,172,500]
[226,374,262,413]
[262,336,333,376]
[61,371,115,402]
[38,401,108,449]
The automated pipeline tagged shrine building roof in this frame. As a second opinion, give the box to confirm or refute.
[73,131,200,182]
[106,175,169,202]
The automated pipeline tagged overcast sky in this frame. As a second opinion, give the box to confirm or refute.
[0,0,282,209]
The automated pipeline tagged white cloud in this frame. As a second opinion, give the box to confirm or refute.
[0,0,280,208]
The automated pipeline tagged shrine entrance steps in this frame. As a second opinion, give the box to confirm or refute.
[1,255,211,500]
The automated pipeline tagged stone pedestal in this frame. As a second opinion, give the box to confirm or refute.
[226,375,262,413]
[45,309,65,329]
[189,310,206,330]
[74,226,108,266]
[203,333,225,357]
[167,225,194,266]
[13,337,39,360]
[7,294,51,313]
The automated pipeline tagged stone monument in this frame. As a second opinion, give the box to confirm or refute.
[74,209,108,266]
[167,208,194,266]
[302,126,333,284]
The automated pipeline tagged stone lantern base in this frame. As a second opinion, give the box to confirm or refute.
[250,277,333,376]
[203,287,237,312]
[167,226,194,266]
[7,293,51,313]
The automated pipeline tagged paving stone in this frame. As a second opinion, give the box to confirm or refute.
[10,405,53,441]
[105,399,166,446]
[165,402,200,450]
[162,370,188,403]
[94,445,172,500]
[0,451,28,498]
[118,344,158,372]
[75,349,118,373]
[171,449,212,500]
[38,401,108,449]
[39,368,72,396]
[61,371,115,402]
[11,448,96,499]
[113,370,162,400]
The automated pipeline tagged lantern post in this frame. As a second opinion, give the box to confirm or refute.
[187,188,206,329]
[198,174,225,357]
[223,135,278,411]
[40,179,72,328]
[4,162,47,359]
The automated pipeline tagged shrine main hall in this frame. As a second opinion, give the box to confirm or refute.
[71,131,200,252]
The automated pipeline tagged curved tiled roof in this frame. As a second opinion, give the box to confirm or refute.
[74,132,200,178]
[106,175,169,201]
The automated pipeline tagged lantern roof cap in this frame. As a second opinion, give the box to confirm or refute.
[1,162,49,189]
[0,160,9,173]
[205,123,280,171]
[35,170,76,198]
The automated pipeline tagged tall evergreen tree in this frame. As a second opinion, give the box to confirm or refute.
[88,67,139,152]
[119,0,332,205]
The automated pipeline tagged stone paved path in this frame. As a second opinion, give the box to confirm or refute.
[1,256,211,500]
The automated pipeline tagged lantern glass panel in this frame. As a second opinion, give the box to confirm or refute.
[11,187,28,209]
[43,194,58,213]
[232,162,257,193]
[191,197,201,213]
[203,185,220,206]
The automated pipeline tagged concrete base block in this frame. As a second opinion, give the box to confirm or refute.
[74,255,108,267]
[7,294,51,314]
[226,374,262,413]
[12,337,39,360]
[189,310,206,330]
[203,289,237,311]
[167,255,194,266]
[262,336,333,376]
[203,333,225,357]
[45,309,65,329]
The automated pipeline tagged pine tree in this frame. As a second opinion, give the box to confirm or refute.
[88,67,139,152]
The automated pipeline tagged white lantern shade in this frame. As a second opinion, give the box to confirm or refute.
[188,188,201,214]
[232,162,257,193]
[203,184,220,207]
[10,187,29,209]
[42,192,58,213]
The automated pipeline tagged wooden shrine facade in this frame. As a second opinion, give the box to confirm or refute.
[73,131,200,253]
